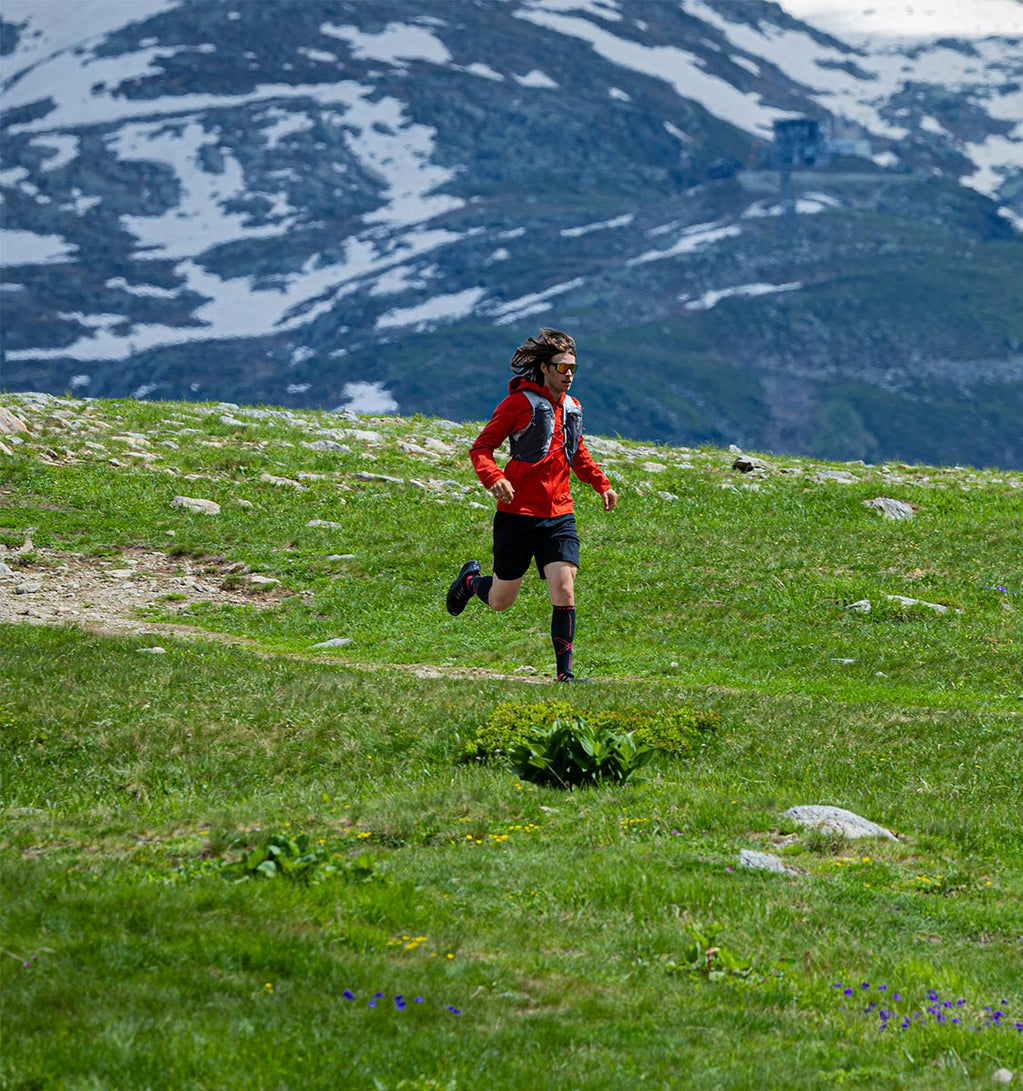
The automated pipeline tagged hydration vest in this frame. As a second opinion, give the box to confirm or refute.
[509,390,583,464]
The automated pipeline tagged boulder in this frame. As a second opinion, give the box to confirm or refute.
[0,407,29,435]
[783,805,897,841]
[863,497,916,520]
[738,849,797,875]
[172,496,221,515]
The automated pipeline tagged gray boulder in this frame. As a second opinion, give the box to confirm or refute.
[783,805,897,841]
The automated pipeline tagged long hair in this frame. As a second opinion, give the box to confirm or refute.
[509,328,576,384]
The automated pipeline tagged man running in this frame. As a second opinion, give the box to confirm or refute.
[445,328,617,681]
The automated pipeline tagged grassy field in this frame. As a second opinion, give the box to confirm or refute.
[1,393,1021,1090]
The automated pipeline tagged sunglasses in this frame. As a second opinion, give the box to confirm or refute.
[549,361,578,375]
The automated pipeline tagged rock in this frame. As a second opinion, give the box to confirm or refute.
[783,805,897,841]
[15,582,42,594]
[328,554,357,560]
[992,1069,1013,1085]
[814,470,858,484]
[248,575,279,587]
[845,599,872,613]
[260,473,305,489]
[732,455,769,473]
[0,561,13,576]
[172,496,221,515]
[218,415,248,426]
[312,637,352,648]
[642,461,666,473]
[307,519,344,529]
[352,472,403,484]
[738,849,798,875]
[863,496,916,520]
[0,407,29,435]
[303,440,350,452]
[886,594,959,614]
[138,646,167,654]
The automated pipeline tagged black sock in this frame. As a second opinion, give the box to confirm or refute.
[552,605,575,678]
[467,574,492,605]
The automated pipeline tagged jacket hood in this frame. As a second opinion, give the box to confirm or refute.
[508,375,558,402]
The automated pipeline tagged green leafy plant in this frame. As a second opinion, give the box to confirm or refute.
[218,832,378,885]
[666,923,756,982]
[506,716,654,788]
[461,699,720,764]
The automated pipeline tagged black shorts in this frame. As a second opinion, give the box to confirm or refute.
[492,511,580,581]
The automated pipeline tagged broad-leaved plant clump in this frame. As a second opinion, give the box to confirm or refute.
[506,716,655,788]
[460,698,720,765]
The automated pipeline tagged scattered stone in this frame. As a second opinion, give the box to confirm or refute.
[234,498,254,508]
[642,461,666,473]
[783,805,897,841]
[138,646,167,654]
[15,582,42,594]
[328,554,357,560]
[400,441,439,458]
[863,496,916,520]
[172,496,221,515]
[346,429,384,444]
[353,472,403,484]
[0,562,12,576]
[657,491,679,501]
[260,473,305,489]
[992,1069,1014,1085]
[0,407,29,435]
[108,569,135,579]
[248,575,279,587]
[845,600,873,613]
[886,594,959,614]
[814,469,858,484]
[312,637,352,648]
[514,665,537,674]
[218,415,248,426]
[738,849,798,875]
[303,440,350,452]
[732,455,769,473]
[307,519,344,529]
[831,657,857,664]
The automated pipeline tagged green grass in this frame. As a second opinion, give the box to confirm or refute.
[2,394,1021,1089]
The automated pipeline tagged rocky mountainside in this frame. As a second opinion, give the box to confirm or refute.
[2,0,1022,468]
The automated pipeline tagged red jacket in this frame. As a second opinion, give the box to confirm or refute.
[470,377,611,517]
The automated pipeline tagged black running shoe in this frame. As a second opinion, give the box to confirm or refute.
[446,560,481,616]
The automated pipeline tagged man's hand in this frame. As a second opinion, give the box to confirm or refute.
[601,488,618,512]
[490,478,515,504]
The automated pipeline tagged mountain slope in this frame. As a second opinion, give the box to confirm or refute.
[2,0,1021,467]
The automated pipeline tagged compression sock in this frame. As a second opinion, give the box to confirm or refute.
[467,574,493,605]
[552,605,575,679]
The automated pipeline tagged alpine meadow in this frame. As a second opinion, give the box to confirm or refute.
[1,392,1021,1090]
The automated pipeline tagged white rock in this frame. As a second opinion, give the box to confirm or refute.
[307,520,344,529]
[260,473,305,489]
[783,805,897,841]
[248,575,279,587]
[846,600,872,613]
[886,594,960,614]
[312,637,352,648]
[814,470,858,484]
[863,497,916,520]
[738,849,798,875]
[138,646,167,655]
[642,461,666,473]
[992,1069,1013,1085]
[172,496,221,515]
[15,582,42,594]
[0,407,29,435]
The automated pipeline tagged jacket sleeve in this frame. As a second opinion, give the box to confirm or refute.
[469,394,532,488]
[571,438,612,494]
